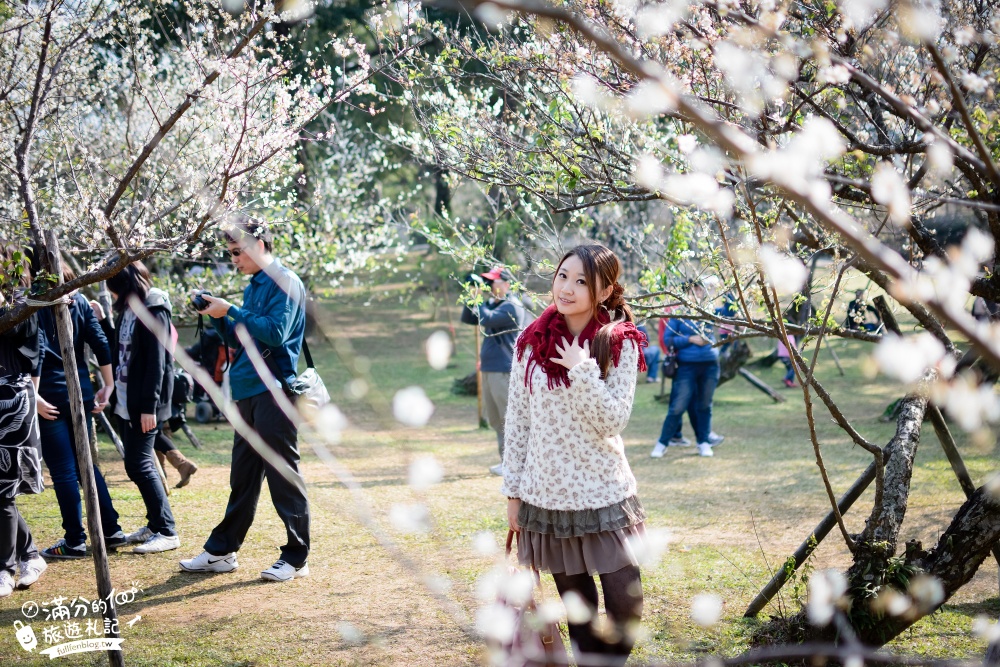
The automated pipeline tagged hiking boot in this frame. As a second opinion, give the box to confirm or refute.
[164,449,199,488]
[179,551,238,573]
[261,560,309,582]
[16,556,47,589]
[42,539,86,560]
[650,442,667,458]
[133,533,180,554]
[697,443,714,457]
[0,570,13,597]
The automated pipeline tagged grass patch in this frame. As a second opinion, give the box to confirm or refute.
[1,273,996,664]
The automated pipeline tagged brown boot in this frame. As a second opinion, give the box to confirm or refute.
[164,449,198,488]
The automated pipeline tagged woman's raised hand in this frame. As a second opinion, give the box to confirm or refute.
[552,335,590,369]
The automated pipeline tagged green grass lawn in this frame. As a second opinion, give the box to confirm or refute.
[1,270,997,665]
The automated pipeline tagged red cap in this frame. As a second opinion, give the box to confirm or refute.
[480,266,512,282]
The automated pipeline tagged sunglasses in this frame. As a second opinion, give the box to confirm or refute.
[228,248,243,258]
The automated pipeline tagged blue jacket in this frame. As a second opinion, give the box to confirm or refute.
[661,318,719,364]
[36,293,113,406]
[460,295,527,373]
[211,259,306,401]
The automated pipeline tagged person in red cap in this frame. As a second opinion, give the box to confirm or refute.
[461,266,527,475]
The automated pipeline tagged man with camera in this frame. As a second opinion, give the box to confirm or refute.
[179,219,311,582]
[461,267,527,476]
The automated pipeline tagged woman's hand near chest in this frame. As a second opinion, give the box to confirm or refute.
[552,336,590,370]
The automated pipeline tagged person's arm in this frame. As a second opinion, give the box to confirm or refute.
[137,309,170,428]
[500,348,531,504]
[565,340,639,439]
[93,364,114,413]
[668,320,696,349]
[81,298,113,367]
[476,301,519,330]
[226,281,303,348]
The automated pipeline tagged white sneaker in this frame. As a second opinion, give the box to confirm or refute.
[126,526,154,544]
[650,442,667,458]
[0,570,14,597]
[179,551,238,573]
[260,560,309,582]
[708,432,725,446]
[668,436,692,447]
[697,443,714,457]
[133,533,180,554]
[489,464,504,476]
[16,556,47,589]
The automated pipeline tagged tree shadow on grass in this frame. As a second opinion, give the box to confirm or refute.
[942,597,1000,618]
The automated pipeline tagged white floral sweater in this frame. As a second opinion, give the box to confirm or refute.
[500,339,640,511]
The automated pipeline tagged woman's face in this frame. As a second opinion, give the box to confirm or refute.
[552,254,596,320]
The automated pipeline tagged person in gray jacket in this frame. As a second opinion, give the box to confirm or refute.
[461,267,527,475]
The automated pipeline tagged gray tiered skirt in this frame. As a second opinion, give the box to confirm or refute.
[516,496,647,575]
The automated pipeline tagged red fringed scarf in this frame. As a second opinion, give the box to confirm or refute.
[516,304,647,391]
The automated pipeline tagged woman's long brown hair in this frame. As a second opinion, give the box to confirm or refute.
[553,244,635,378]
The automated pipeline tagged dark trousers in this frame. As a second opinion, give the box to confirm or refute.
[658,361,720,445]
[0,497,38,575]
[119,418,177,537]
[39,408,122,546]
[204,392,310,566]
[552,565,643,667]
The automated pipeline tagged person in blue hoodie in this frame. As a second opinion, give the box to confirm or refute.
[650,282,721,458]
[180,218,310,583]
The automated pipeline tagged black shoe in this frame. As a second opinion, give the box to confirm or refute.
[104,531,129,549]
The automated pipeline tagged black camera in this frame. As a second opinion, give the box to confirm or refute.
[190,290,213,311]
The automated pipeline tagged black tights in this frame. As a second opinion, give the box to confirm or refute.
[551,565,643,667]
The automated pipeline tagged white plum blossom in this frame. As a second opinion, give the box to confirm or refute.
[908,574,945,612]
[389,503,431,533]
[634,0,689,38]
[690,594,723,627]
[926,141,953,177]
[757,245,808,294]
[628,527,672,567]
[408,455,444,491]
[625,79,677,118]
[839,0,888,29]
[972,615,1000,643]
[426,330,453,370]
[635,155,666,191]
[871,162,911,225]
[562,590,593,623]
[393,386,435,427]
[314,404,348,443]
[473,532,499,556]
[476,603,517,643]
[873,333,948,384]
[961,72,989,94]
[807,569,848,627]
[818,65,851,85]
[931,373,1000,432]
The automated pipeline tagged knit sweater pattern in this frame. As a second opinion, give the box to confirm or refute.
[501,339,640,511]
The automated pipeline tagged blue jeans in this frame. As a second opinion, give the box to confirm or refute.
[780,357,795,382]
[119,418,176,537]
[644,347,661,381]
[39,408,122,547]
[658,361,720,445]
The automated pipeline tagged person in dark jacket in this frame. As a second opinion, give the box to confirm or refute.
[99,261,179,554]
[0,245,47,595]
[34,264,131,559]
[460,266,527,475]
[180,219,310,582]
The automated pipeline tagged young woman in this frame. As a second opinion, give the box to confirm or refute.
[100,261,179,554]
[35,264,131,559]
[0,245,47,595]
[502,244,647,666]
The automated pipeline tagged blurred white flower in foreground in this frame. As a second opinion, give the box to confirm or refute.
[873,333,948,384]
[931,373,1000,432]
[840,0,888,29]
[691,593,723,627]
[908,574,944,612]
[393,386,434,426]
[476,603,517,643]
[629,527,672,567]
[871,162,911,225]
[389,503,430,533]
[973,614,1000,643]
[335,621,364,644]
[473,531,499,556]
[807,569,847,627]
[562,591,593,623]
[408,455,444,491]
[314,404,348,443]
[758,245,808,294]
[426,330,453,370]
